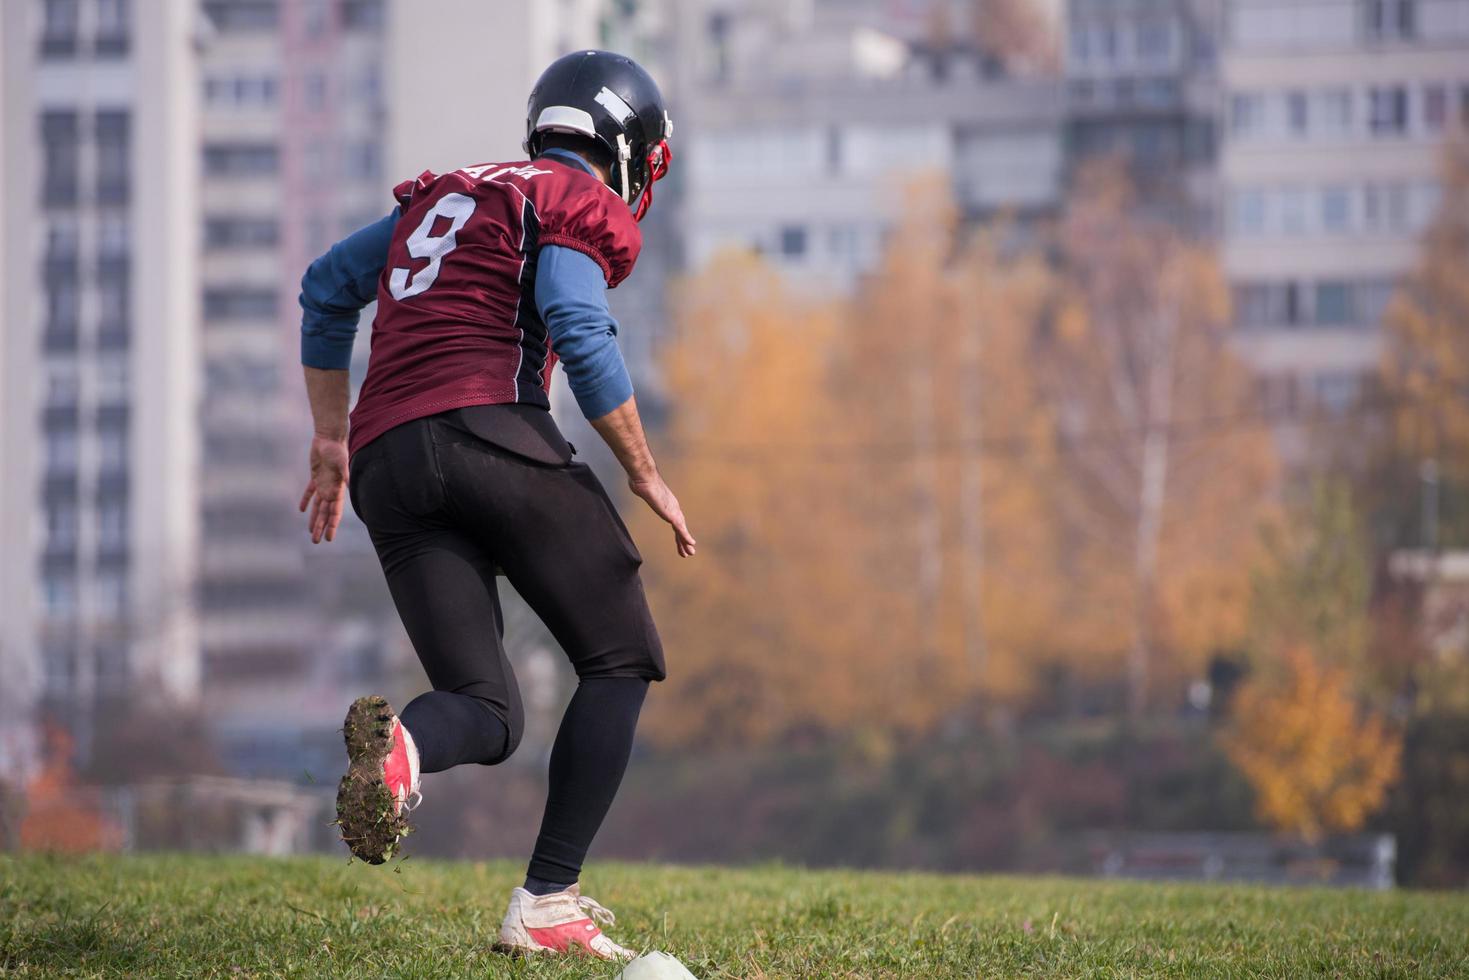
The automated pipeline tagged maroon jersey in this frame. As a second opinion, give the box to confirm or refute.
[347,157,641,456]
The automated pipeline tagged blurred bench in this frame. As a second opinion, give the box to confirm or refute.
[1080,831,1396,889]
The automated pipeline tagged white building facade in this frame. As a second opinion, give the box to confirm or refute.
[1,0,202,778]
[1221,0,1469,414]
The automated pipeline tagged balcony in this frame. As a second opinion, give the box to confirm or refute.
[41,404,80,430]
[97,178,131,207]
[42,179,79,208]
[94,34,130,58]
[39,34,78,59]
[43,328,80,354]
[97,323,131,352]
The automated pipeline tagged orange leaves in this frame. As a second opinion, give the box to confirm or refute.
[639,168,1282,747]
[1220,647,1401,841]
[1380,138,1469,490]
[19,725,123,854]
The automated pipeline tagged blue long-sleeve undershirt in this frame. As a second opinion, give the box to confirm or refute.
[298,152,634,419]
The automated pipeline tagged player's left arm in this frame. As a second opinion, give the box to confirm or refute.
[536,244,694,557]
[297,209,398,543]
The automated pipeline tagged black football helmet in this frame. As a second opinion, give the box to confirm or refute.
[524,50,673,222]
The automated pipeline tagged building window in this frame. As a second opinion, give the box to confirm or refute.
[203,143,280,176]
[1279,186,1309,235]
[98,500,128,551]
[47,277,80,334]
[1320,185,1352,233]
[96,357,130,406]
[41,111,80,207]
[41,0,80,57]
[95,572,127,620]
[1135,20,1173,64]
[1313,372,1361,412]
[45,428,79,475]
[1314,281,1353,324]
[779,225,808,258]
[204,287,279,319]
[1363,0,1416,40]
[98,212,130,259]
[202,1,279,31]
[341,0,384,30]
[1356,279,1397,323]
[47,500,80,550]
[43,643,77,695]
[97,273,130,345]
[96,644,129,684]
[1313,88,1353,137]
[204,73,280,108]
[1231,93,1266,138]
[1364,181,1411,232]
[204,216,280,249]
[46,363,80,407]
[98,422,128,475]
[1368,86,1408,136]
[1423,84,1448,133]
[43,574,78,618]
[47,218,80,261]
[95,0,131,56]
[96,111,131,205]
[1286,91,1309,136]
[1234,283,1274,327]
[1231,188,1266,235]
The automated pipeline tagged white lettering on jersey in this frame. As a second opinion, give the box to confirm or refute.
[460,164,553,182]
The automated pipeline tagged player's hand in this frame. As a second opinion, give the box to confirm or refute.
[299,435,349,544]
[629,474,696,558]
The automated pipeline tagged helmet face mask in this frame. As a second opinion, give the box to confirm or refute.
[525,51,673,221]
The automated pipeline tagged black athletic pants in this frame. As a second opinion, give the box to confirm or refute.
[348,409,665,884]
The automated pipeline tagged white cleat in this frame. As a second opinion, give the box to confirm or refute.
[495,884,637,962]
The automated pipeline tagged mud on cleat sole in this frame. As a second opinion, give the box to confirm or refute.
[336,695,410,865]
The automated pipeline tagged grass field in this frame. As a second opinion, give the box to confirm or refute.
[2,854,1466,978]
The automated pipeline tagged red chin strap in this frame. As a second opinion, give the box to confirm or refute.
[633,139,671,223]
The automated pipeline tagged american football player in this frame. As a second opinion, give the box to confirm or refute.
[296,50,687,962]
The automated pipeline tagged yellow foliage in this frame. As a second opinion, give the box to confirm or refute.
[1042,162,1279,705]
[638,168,1280,747]
[1380,138,1469,488]
[1221,647,1401,841]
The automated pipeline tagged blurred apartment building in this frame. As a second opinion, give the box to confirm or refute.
[192,0,398,776]
[1064,0,1224,231]
[670,0,1065,294]
[1,0,201,780]
[198,0,610,776]
[1219,0,1469,420]
[2,0,630,785]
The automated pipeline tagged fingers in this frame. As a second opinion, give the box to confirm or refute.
[298,480,316,513]
[324,498,345,543]
[671,510,696,558]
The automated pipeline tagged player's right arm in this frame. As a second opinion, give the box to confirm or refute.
[296,209,398,543]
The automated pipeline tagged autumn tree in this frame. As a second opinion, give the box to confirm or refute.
[635,181,1063,746]
[1378,137,1469,547]
[1041,161,1279,716]
[1247,481,1372,682]
[637,168,1278,748]
[1221,647,1401,841]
